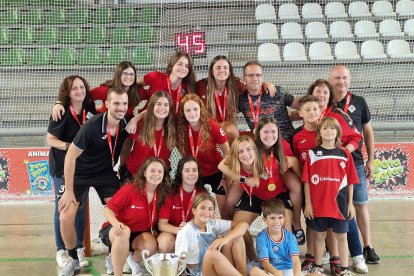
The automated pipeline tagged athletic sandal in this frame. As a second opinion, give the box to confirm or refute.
[293,228,306,245]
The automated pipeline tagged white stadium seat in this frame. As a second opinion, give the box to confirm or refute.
[387,39,414,58]
[335,41,361,60]
[302,3,324,19]
[330,21,353,38]
[278,3,300,20]
[256,23,278,40]
[396,0,414,16]
[283,42,307,61]
[361,40,387,59]
[309,42,334,60]
[372,0,396,17]
[257,43,281,62]
[255,4,277,20]
[305,22,328,39]
[281,22,303,39]
[325,2,348,18]
[349,2,372,17]
[379,19,404,37]
[355,20,380,38]
[404,19,414,36]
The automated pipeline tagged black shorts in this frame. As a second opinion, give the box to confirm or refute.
[234,191,293,214]
[58,174,121,205]
[99,224,149,252]
[307,217,349,233]
[201,172,226,195]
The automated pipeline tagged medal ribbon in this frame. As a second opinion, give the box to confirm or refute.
[180,186,197,222]
[263,152,275,188]
[145,188,157,234]
[247,92,262,127]
[214,88,228,121]
[319,106,330,120]
[153,129,164,157]
[188,125,201,158]
[166,75,182,115]
[69,105,86,127]
[343,91,351,113]
[240,173,255,207]
[106,124,119,167]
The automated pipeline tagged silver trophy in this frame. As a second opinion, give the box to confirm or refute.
[142,250,187,276]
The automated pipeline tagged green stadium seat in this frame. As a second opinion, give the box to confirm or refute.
[71,8,89,24]
[132,47,153,65]
[30,47,52,65]
[0,28,12,45]
[136,27,155,43]
[115,7,135,23]
[1,8,21,25]
[55,47,77,65]
[5,48,28,65]
[39,27,60,45]
[9,0,29,6]
[80,47,102,65]
[25,9,44,25]
[15,27,35,45]
[29,0,51,5]
[139,7,159,23]
[62,27,84,44]
[93,8,112,24]
[47,8,66,24]
[104,47,127,65]
[87,27,108,44]
[112,27,131,44]
[53,0,73,6]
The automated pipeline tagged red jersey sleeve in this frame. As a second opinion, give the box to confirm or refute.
[90,85,109,114]
[330,108,362,151]
[343,148,359,185]
[282,138,293,156]
[210,119,228,145]
[195,79,208,104]
[301,152,310,184]
[107,183,134,213]
[158,195,173,219]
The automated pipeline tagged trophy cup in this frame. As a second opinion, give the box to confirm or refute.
[142,249,187,276]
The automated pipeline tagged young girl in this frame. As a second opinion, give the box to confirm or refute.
[303,117,357,276]
[157,157,206,253]
[119,91,176,181]
[101,157,171,276]
[176,94,230,219]
[175,193,248,276]
[47,75,95,269]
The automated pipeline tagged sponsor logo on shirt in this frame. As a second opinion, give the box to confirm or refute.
[131,205,144,209]
[340,161,346,169]
[348,105,356,113]
[172,205,183,210]
[316,151,323,156]
[311,174,340,185]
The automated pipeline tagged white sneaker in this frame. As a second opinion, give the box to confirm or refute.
[105,254,114,275]
[77,247,89,267]
[352,255,369,274]
[123,257,132,274]
[323,250,330,265]
[59,257,80,276]
[126,255,144,276]
[56,249,69,269]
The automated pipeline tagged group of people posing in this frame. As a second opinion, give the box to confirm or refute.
[47,51,380,276]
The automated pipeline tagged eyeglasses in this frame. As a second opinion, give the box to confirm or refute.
[122,72,135,77]
[244,74,263,79]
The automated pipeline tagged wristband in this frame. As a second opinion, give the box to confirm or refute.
[240,175,247,183]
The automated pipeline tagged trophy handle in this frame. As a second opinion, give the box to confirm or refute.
[177,251,187,275]
[141,249,153,275]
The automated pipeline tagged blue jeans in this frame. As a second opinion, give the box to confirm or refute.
[353,165,369,204]
[53,176,86,251]
[347,218,362,257]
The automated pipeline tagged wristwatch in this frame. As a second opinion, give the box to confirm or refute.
[240,175,247,183]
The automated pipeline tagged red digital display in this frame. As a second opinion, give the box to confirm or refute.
[175,31,206,57]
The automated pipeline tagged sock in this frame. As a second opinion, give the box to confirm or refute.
[341,266,349,271]
[314,264,323,268]
[68,248,78,260]
[305,254,314,262]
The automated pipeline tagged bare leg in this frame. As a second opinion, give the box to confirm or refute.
[283,209,293,232]
[60,202,80,250]
[226,182,244,218]
[157,232,176,253]
[233,211,259,261]
[314,231,327,266]
[221,236,247,275]
[283,170,303,230]
[306,227,315,256]
[326,228,339,257]
[355,204,371,246]
[202,250,243,276]
[335,233,349,268]
[216,194,230,219]
[131,232,157,262]
[109,226,131,276]
[250,267,269,276]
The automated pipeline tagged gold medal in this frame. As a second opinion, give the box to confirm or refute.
[268,183,276,191]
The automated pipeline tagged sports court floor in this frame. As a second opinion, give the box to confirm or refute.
[0,199,413,276]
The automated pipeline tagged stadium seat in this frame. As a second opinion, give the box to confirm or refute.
[309,42,334,60]
[256,23,278,40]
[404,19,414,36]
[94,8,112,24]
[257,43,281,62]
[116,7,136,23]
[361,40,387,59]
[29,0,52,5]
[1,8,21,24]
[5,48,28,65]
[330,21,353,38]
[30,47,52,65]
[139,7,160,23]
[349,2,372,17]
[325,2,348,18]
[112,27,131,44]
[305,22,328,39]
[87,27,108,44]
[25,8,43,25]
[0,28,12,45]
[61,27,84,44]
[255,4,277,20]
[55,47,77,65]
[396,0,414,16]
[283,42,307,61]
[355,20,380,38]
[15,27,35,45]
[387,39,414,58]
[53,0,73,6]
[9,0,29,5]
[379,19,404,37]
[132,47,153,65]
[278,3,300,20]
[71,8,89,24]
[39,27,59,45]
[302,3,323,19]
[372,1,396,17]
[104,47,128,65]
[47,8,66,24]
[80,47,103,65]
[281,22,303,39]
[136,27,155,43]
[335,41,361,60]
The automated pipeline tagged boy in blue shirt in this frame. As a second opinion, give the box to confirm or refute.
[251,199,301,276]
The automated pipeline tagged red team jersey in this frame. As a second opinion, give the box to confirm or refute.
[293,126,318,166]
[144,71,189,104]
[302,146,359,220]
[106,183,158,232]
[255,156,289,200]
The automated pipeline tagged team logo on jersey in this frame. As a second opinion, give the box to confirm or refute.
[272,245,280,252]
[316,151,323,156]
[220,128,225,136]
[340,161,346,169]
[172,205,183,210]
[311,174,320,185]
[348,105,356,113]
[130,205,144,209]
[102,135,107,139]
[86,112,94,119]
